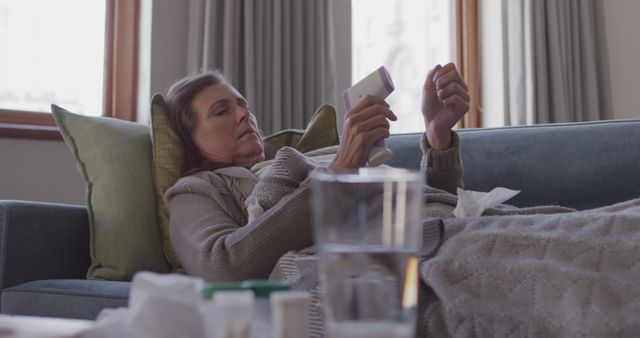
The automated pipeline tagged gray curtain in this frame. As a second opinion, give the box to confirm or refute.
[187,0,338,134]
[503,0,612,125]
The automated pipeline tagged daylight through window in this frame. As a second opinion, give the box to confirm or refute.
[0,0,106,116]
[352,0,455,133]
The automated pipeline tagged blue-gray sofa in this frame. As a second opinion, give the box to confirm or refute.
[1,119,640,320]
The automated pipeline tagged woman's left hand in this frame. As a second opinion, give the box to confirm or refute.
[422,63,470,150]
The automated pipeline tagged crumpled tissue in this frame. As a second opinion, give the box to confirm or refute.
[452,187,520,218]
[80,272,205,338]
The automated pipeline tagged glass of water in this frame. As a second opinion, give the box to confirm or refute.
[310,168,424,338]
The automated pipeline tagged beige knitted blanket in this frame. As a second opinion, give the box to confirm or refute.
[272,191,640,337]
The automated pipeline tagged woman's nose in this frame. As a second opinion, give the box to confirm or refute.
[235,105,249,122]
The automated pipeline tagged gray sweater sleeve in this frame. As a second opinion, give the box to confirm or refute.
[165,174,314,281]
[420,131,464,194]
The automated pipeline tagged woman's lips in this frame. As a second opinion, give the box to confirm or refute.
[239,128,255,138]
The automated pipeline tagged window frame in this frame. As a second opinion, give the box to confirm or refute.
[456,0,481,128]
[0,0,140,141]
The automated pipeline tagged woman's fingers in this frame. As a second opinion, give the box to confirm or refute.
[432,63,469,115]
[350,125,390,150]
[334,97,395,170]
[364,126,391,145]
[435,70,467,93]
[344,109,392,147]
[344,102,396,130]
[346,95,390,118]
[353,113,391,135]
[422,62,471,150]
[331,125,388,170]
[437,82,470,103]
[424,64,442,92]
[433,63,468,92]
[442,95,469,116]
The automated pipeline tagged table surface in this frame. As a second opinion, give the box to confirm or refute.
[0,315,93,338]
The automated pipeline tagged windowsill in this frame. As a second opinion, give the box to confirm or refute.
[0,109,63,141]
[0,123,63,141]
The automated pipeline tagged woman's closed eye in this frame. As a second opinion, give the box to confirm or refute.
[208,102,229,116]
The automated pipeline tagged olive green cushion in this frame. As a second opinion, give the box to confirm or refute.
[150,94,184,272]
[52,105,171,281]
[150,95,339,271]
[262,104,340,158]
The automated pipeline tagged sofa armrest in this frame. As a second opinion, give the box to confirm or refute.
[0,200,90,290]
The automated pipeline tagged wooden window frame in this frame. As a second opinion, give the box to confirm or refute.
[0,0,139,141]
[456,0,481,128]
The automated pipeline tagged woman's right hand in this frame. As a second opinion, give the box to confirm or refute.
[329,95,397,170]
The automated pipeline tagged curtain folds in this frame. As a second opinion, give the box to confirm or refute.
[188,0,338,134]
[503,0,611,125]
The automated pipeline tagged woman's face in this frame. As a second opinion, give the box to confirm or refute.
[191,84,265,167]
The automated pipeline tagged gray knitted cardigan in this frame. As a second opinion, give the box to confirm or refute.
[165,132,461,281]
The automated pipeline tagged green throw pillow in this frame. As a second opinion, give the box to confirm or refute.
[151,96,339,271]
[52,105,171,281]
[262,104,340,158]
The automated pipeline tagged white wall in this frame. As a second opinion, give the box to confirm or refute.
[603,0,640,120]
[0,138,85,204]
[148,0,190,98]
[138,0,190,123]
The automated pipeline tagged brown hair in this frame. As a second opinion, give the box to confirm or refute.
[165,70,227,176]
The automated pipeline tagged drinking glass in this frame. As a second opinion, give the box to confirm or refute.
[310,168,424,338]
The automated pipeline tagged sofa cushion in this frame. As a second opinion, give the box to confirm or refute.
[457,120,640,210]
[151,96,339,271]
[386,119,640,210]
[52,105,171,281]
[1,279,129,320]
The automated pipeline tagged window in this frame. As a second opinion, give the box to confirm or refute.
[0,0,105,115]
[352,0,480,132]
[352,0,455,134]
[0,0,139,140]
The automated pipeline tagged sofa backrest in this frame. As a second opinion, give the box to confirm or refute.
[386,119,640,210]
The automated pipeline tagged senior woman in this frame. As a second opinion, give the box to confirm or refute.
[164,65,640,337]
[164,63,469,281]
